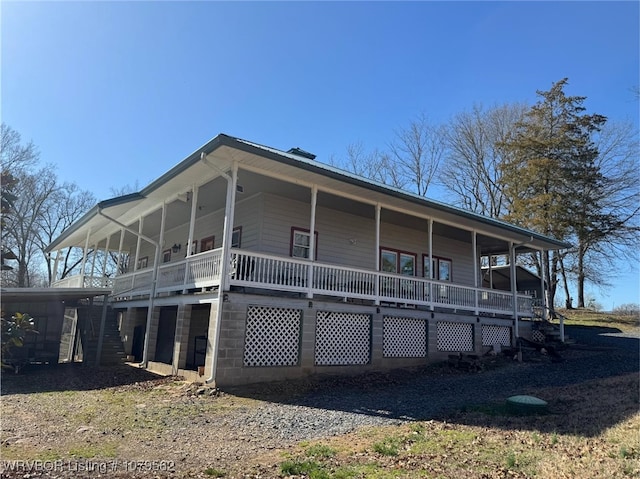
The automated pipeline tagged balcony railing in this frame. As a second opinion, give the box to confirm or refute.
[55,248,533,318]
[52,275,113,289]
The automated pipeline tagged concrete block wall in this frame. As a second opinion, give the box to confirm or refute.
[173,304,192,369]
[145,306,162,362]
[126,293,517,387]
[212,294,446,387]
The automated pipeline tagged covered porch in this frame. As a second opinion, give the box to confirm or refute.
[47,136,564,325]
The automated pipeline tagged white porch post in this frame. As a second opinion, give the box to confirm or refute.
[509,242,519,337]
[101,235,111,286]
[306,186,317,299]
[472,230,479,315]
[204,161,237,386]
[79,229,91,285]
[488,255,493,289]
[186,185,198,257]
[116,228,125,275]
[158,202,167,265]
[428,218,434,310]
[134,217,143,271]
[374,204,381,304]
[221,163,238,291]
[89,242,98,279]
[52,249,61,284]
[538,249,546,318]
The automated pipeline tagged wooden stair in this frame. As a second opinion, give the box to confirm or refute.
[77,304,127,366]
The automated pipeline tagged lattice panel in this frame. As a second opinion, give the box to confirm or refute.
[482,324,512,347]
[436,321,474,352]
[243,306,301,367]
[532,329,546,343]
[383,316,426,358]
[315,312,371,365]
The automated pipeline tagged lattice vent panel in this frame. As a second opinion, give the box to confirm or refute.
[481,325,512,347]
[383,316,427,358]
[314,312,370,365]
[243,306,301,367]
[436,321,474,352]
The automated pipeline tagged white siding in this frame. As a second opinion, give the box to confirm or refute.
[133,192,476,287]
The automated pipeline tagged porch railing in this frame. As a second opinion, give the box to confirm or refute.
[52,275,113,289]
[63,248,533,317]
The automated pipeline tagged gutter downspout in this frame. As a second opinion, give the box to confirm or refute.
[306,186,317,299]
[97,210,161,368]
[200,152,237,385]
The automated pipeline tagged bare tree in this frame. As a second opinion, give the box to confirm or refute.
[1,123,39,174]
[563,120,640,306]
[388,113,445,196]
[36,184,96,283]
[109,180,141,197]
[330,142,402,188]
[1,124,96,287]
[2,166,60,286]
[441,103,526,217]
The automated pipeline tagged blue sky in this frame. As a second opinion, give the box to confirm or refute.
[2,1,638,309]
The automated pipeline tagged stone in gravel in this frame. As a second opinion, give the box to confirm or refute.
[75,426,94,434]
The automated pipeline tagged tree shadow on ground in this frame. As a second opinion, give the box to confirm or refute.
[445,371,639,438]
[0,362,166,395]
[227,330,638,438]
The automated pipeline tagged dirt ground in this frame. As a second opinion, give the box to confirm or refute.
[1,335,638,479]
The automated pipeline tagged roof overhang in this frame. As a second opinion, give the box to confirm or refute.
[1,287,111,303]
[47,133,571,253]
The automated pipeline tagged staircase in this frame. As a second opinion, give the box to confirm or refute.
[530,307,575,346]
[77,304,127,366]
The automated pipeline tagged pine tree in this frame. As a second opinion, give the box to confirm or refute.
[499,78,607,309]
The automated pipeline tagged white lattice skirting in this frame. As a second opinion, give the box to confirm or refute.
[315,311,371,365]
[383,316,427,358]
[437,321,474,352]
[243,306,302,367]
[481,324,512,347]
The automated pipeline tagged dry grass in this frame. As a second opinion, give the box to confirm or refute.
[275,373,639,479]
[558,308,640,332]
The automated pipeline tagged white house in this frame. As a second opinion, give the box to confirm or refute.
[47,134,568,386]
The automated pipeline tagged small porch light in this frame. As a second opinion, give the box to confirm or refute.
[171,243,182,253]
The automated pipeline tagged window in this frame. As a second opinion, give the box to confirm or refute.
[137,256,148,269]
[400,253,416,276]
[290,228,317,259]
[232,227,242,248]
[380,248,416,276]
[438,259,452,281]
[200,236,214,252]
[381,250,397,273]
[423,255,452,281]
[162,249,171,263]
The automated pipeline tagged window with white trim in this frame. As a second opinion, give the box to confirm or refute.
[290,228,317,259]
[423,255,452,281]
[381,248,416,276]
